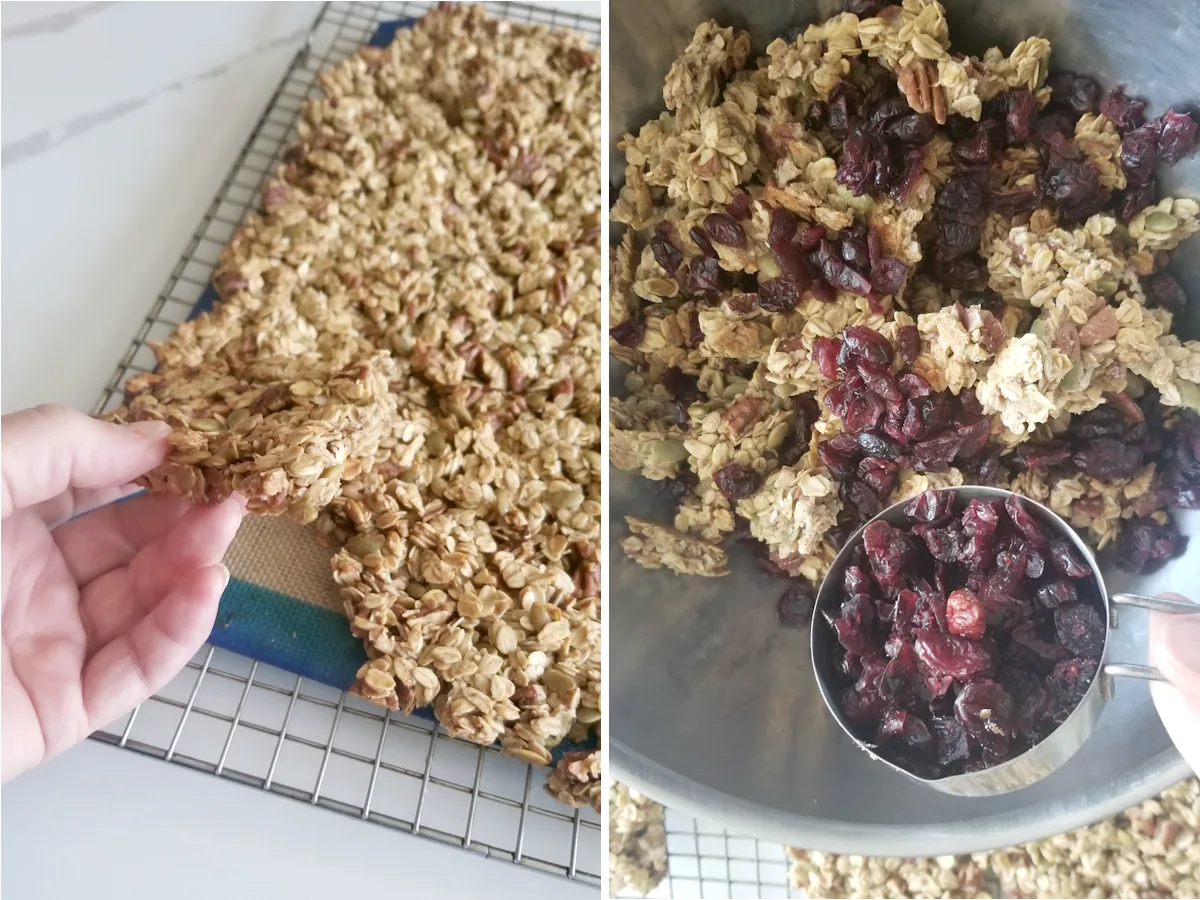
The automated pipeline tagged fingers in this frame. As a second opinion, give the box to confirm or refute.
[54,492,196,587]
[1147,593,1200,695]
[1,406,171,518]
[81,563,228,731]
[33,483,144,530]
[1148,592,1200,775]
[69,496,243,649]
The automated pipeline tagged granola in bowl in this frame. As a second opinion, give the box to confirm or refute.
[108,5,601,806]
[611,0,1198,613]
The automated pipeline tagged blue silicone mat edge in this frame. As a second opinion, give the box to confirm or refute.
[189,15,594,755]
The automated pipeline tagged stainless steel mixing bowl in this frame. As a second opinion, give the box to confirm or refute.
[610,0,1200,854]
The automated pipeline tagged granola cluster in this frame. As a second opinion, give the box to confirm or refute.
[611,0,1198,587]
[109,5,600,805]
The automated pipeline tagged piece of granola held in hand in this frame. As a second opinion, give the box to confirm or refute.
[109,353,393,522]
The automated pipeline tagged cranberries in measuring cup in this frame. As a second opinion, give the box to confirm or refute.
[822,490,1105,778]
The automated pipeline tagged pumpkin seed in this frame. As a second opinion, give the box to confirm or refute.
[644,277,678,298]
[1145,211,1178,233]
[757,253,782,279]
[190,418,224,432]
[575,706,601,724]
[651,440,689,464]
[1059,363,1086,392]
[1096,276,1119,296]
[1029,318,1047,340]
[226,408,250,428]
[722,378,748,400]
[1124,373,1146,398]
[347,535,382,557]
[767,420,791,450]
[1176,379,1200,412]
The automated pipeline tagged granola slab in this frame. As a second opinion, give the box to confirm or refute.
[111,5,601,806]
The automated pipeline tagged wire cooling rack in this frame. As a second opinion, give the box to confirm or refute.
[615,808,800,900]
[90,0,600,888]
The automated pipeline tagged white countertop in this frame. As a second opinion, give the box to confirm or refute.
[0,3,599,897]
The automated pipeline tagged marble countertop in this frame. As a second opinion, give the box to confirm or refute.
[0,3,598,898]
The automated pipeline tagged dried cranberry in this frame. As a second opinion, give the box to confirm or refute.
[837,128,893,196]
[609,318,644,348]
[891,327,919,369]
[1114,515,1185,573]
[681,255,727,295]
[812,336,843,380]
[1047,657,1098,719]
[903,490,955,526]
[842,477,884,520]
[650,221,683,274]
[912,431,964,471]
[863,520,917,585]
[1054,604,1105,658]
[703,212,747,247]
[726,192,752,220]
[929,252,988,291]
[826,381,886,433]
[816,247,874,295]
[952,127,996,167]
[990,187,1043,218]
[1011,621,1069,666]
[1047,72,1101,117]
[1145,272,1188,313]
[1049,540,1090,578]
[1004,495,1049,546]
[758,277,802,312]
[779,393,821,467]
[946,588,987,640]
[838,325,894,367]
[997,666,1051,731]
[777,584,816,629]
[1003,89,1038,143]
[1100,86,1146,133]
[1073,438,1142,478]
[828,81,863,140]
[858,456,899,499]
[1012,440,1071,470]
[913,629,996,681]
[1155,108,1199,165]
[869,256,907,296]
[1044,153,1109,222]
[954,679,1013,738]
[1115,180,1157,222]
[929,716,970,765]
[713,463,763,503]
[657,467,698,504]
[919,523,962,563]
[1121,122,1162,186]
[662,366,700,401]
[875,708,933,750]
[1036,580,1078,609]
[842,0,887,18]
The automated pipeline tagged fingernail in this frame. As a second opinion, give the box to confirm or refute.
[1160,615,1200,675]
[215,563,231,592]
[129,420,173,440]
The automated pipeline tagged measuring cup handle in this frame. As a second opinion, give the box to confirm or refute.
[1110,593,1200,615]
[1102,662,1168,683]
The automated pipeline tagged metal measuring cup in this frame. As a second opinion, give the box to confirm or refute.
[810,485,1197,797]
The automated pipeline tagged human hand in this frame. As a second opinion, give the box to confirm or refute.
[1,405,244,781]
[1148,593,1200,775]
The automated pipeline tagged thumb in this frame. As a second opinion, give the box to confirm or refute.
[1148,593,1200,774]
[1,405,171,517]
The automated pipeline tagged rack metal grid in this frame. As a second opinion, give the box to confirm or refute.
[615,809,800,900]
[90,1,601,888]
